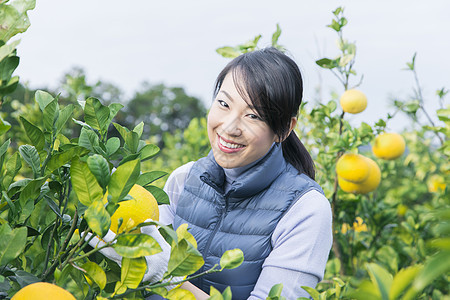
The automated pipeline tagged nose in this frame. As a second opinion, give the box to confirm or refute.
[222,115,242,137]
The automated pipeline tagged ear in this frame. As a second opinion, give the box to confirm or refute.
[276,117,298,143]
[289,117,297,133]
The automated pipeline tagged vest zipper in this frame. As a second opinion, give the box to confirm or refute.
[198,188,234,289]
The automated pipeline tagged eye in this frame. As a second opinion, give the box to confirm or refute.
[217,99,229,108]
[247,113,261,120]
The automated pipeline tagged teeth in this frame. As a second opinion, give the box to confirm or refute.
[220,137,243,149]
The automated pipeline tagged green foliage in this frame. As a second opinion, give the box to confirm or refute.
[0,90,243,299]
[216,24,285,59]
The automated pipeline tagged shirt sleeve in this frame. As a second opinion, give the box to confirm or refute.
[249,190,333,299]
[159,162,195,226]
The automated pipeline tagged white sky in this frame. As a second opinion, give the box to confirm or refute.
[14,0,450,131]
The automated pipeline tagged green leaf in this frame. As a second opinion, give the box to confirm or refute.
[0,75,19,95]
[55,104,74,135]
[84,199,111,238]
[19,116,45,151]
[176,223,197,248]
[271,24,282,46]
[301,286,319,300]
[333,7,343,16]
[267,283,284,300]
[18,145,41,177]
[46,146,89,173]
[118,257,147,291]
[108,103,124,121]
[0,225,27,266]
[220,248,244,270]
[0,115,11,135]
[81,261,107,290]
[84,97,110,136]
[43,100,58,143]
[13,270,40,288]
[375,245,398,273]
[209,286,224,300]
[403,100,420,114]
[316,58,336,69]
[107,159,140,204]
[0,140,10,168]
[166,239,204,276]
[221,286,232,300]
[87,154,110,192]
[0,0,35,41]
[2,151,21,188]
[136,171,168,186]
[35,90,54,112]
[78,127,100,152]
[166,288,196,299]
[44,195,61,218]
[18,176,45,206]
[106,137,120,156]
[366,263,392,300]
[0,40,20,62]
[70,157,103,206]
[113,123,139,153]
[327,19,341,32]
[389,265,422,300]
[113,233,162,258]
[139,143,160,161]
[216,46,241,58]
[144,185,169,205]
[411,251,450,295]
[2,190,16,216]
[133,122,144,138]
[437,108,450,122]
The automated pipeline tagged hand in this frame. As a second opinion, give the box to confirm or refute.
[140,221,172,283]
[85,229,122,265]
[84,220,180,288]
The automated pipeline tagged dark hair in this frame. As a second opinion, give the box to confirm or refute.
[213,47,316,180]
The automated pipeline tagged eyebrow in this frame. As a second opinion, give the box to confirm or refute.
[220,91,234,102]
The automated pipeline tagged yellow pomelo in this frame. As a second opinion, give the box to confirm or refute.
[103,184,159,234]
[336,153,370,183]
[372,132,406,160]
[339,89,367,114]
[12,282,76,300]
[338,156,381,194]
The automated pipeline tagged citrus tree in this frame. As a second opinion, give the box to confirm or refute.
[0,2,244,299]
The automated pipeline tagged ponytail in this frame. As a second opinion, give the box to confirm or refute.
[282,131,315,180]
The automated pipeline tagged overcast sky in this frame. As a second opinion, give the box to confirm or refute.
[15,0,450,131]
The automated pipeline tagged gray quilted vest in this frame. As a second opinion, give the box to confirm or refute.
[173,143,323,299]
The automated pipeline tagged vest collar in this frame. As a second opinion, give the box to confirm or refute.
[201,143,286,200]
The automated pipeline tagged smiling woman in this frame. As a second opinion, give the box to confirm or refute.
[156,47,333,299]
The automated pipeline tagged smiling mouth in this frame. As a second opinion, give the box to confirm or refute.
[218,135,245,150]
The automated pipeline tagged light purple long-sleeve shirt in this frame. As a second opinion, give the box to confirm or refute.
[159,162,333,299]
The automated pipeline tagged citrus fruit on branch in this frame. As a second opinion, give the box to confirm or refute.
[103,184,159,234]
[372,132,406,160]
[12,282,76,300]
[336,153,381,194]
[339,89,367,114]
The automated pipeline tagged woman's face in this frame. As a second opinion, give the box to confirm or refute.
[207,72,278,169]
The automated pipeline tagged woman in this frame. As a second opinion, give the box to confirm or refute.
[159,47,333,299]
[90,47,332,299]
